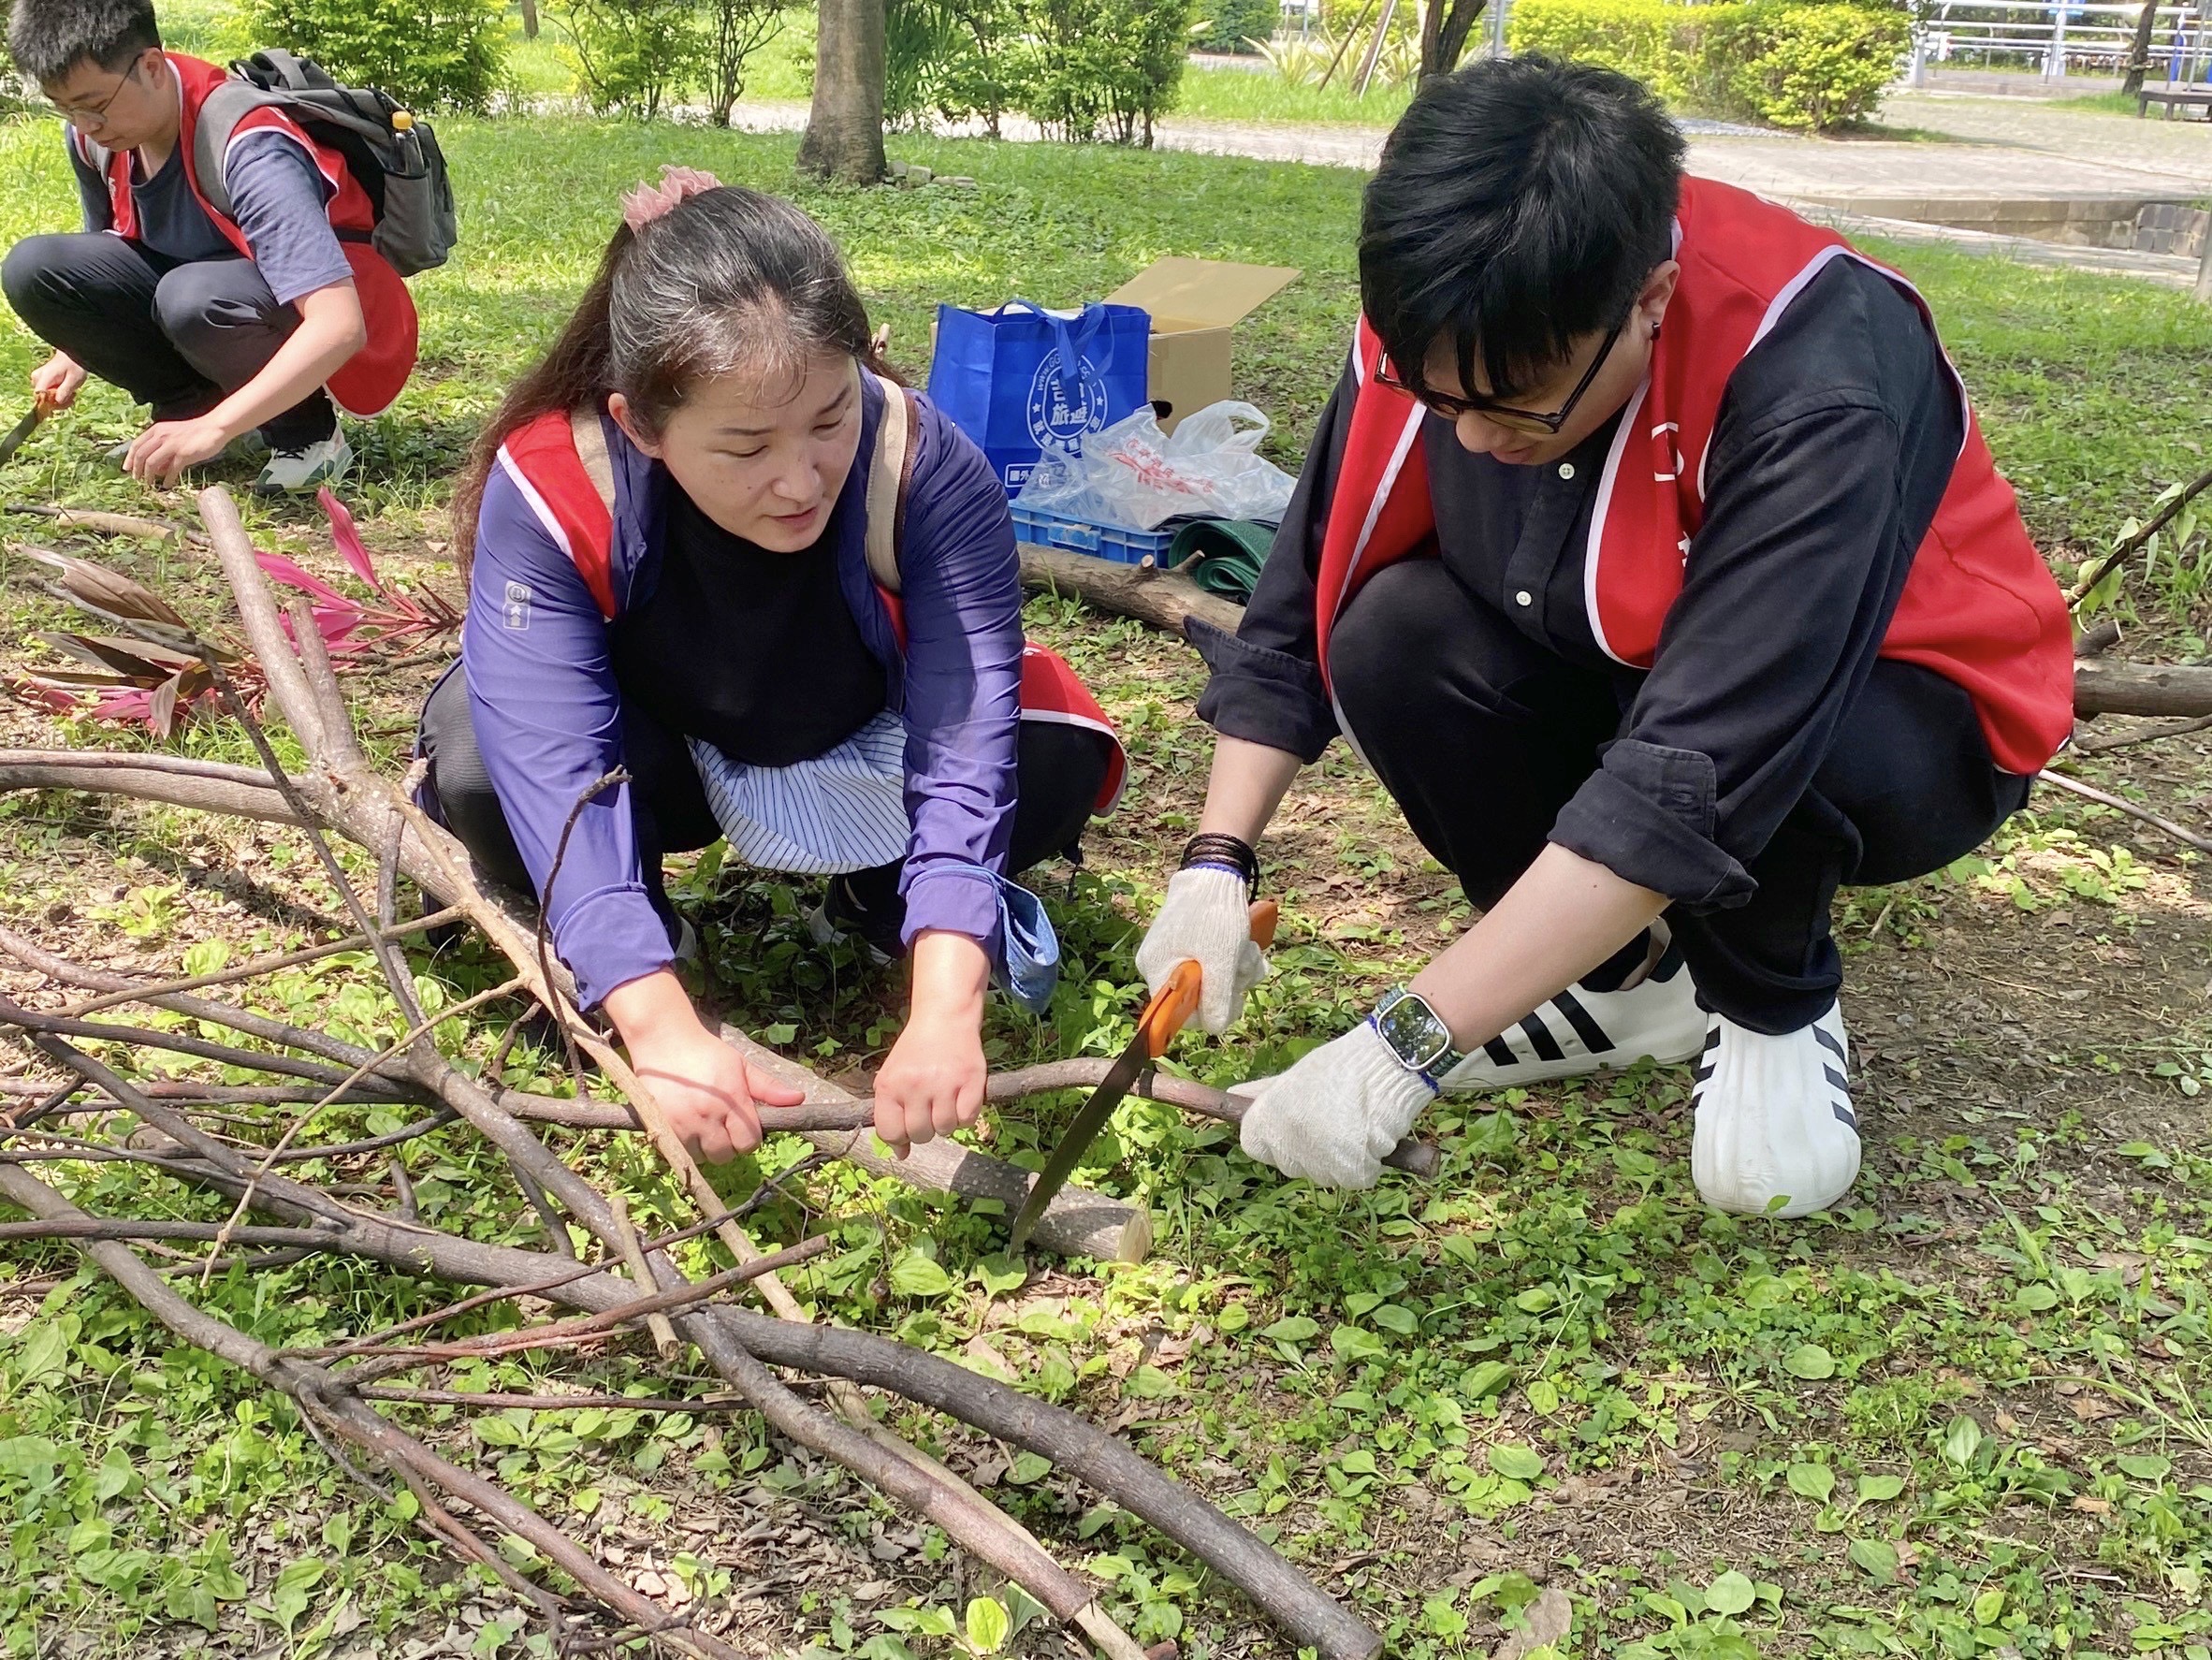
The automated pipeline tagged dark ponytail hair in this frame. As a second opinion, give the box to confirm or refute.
[453,185,878,575]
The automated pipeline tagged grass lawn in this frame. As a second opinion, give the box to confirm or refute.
[1174,62,1413,129]
[3,110,2212,1660]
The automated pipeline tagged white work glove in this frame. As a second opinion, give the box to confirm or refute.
[1136,866,1269,1035]
[1235,1020,1435,1189]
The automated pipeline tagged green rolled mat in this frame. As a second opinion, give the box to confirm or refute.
[1162,517,1274,604]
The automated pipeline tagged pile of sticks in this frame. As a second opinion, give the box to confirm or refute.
[0,486,1388,1660]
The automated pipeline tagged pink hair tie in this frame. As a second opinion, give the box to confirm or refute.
[620,165,723,233]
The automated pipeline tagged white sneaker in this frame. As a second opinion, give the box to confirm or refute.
[254,430,352,495]
[1437,939,1706,1093]
[1691,1002,1861,1219]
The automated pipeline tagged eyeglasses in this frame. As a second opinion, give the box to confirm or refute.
[1377,320,1627,437]
[47,55,146,129]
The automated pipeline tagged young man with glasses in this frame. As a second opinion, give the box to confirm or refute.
[1,0,417,492]
[1137,56,2073,1216]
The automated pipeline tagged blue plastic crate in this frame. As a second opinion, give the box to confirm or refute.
[1011,502,1176,566]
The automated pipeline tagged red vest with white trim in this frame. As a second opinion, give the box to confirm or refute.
[78,52,419,418]
[1315,177,2074,778]
[494,402,1128,814]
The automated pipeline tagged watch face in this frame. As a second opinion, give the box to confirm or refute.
[1376,991,1453,1071]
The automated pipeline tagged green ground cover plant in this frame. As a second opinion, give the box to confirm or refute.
[0,109,2210,1659]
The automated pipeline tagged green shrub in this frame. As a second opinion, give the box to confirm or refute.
[240,0,507,109]
[927,0,1034,136]
[1506,0,1708,98]
[1506,0,1902,131]
[1027,0,1199,144]
[557,0,703,116]
[885,0,957,126]
[1201,0,1281,52]
[1705,0,1907,129]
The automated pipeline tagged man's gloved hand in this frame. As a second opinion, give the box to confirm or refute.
[1136,866,1269,1034]
[1236,1019,1436,1189]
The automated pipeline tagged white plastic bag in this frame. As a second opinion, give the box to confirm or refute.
[1013,400,1297,531]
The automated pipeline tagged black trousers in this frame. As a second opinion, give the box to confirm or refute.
[1,232,337,444]
[1331,560,2030,1032]
[416,665,1109,941]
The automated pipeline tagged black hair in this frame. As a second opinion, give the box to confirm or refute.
[7,0,161,85]
[456,182,879,567]
[1360,54,1684,403]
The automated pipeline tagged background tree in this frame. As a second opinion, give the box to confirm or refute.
[2123,0,2161,95]
[797,0,889,182]
[1419,0,1489,79]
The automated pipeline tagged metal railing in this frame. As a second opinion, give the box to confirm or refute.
[1910,1,2207,84]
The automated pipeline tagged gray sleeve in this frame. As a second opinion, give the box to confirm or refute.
[68,136,112,231]
[221,130,356,306]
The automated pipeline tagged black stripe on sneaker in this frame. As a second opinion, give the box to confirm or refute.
[1702,1026,1723,1055]
[1483,1036,1518,1069]
[1550,988,1613,1055]
[1520,1013,1566,1064]
[1831,1100,1857,1129]
[1813,1026,1845,1062]
[1694,1062,1715,1084]
[1824,1066,1849,1093]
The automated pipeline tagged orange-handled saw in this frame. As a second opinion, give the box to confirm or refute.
[1009,898,1277,1255]
[0,393,55,470]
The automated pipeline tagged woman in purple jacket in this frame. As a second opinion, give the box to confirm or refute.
[425,171,1120,1165]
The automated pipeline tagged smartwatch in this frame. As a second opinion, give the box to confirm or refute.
[1369,987,1464,1090]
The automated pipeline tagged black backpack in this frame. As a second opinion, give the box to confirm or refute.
[193,49,458,277]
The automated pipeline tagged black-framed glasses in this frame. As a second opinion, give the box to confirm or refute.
[47,53,149,129]
[1378,319,1626,437]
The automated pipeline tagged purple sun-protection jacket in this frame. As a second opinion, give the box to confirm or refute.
[454,375,1024,1008]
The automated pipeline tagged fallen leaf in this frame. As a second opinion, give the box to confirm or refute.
[2068,1394,2121,1424]
[2071,1495,2112,1514]
[1492,1587,1571,1660]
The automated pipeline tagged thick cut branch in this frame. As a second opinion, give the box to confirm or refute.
[0,749,297,822]
[725,1024,1153,1262]
[2074,659,2212,719]
[983,1060,1442,1179]
[1019,546,1244,641]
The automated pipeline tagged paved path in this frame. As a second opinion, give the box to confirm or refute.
[1881,90,2212,182]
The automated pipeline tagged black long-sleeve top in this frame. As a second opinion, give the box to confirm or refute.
[1194,257,1970,910]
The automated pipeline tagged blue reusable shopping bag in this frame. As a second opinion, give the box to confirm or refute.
[927,299,1151,496]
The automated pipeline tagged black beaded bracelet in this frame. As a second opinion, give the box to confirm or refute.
[1180,832,1259,891]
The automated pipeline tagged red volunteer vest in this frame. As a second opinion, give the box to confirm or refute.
[496,407,1128,813]
[79,52,418,417]
[1315,177,2074,777]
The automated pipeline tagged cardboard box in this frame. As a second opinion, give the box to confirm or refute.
[1104,257,1300,433]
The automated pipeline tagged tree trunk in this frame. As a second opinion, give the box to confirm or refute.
[797,0,888,184]
[518,0,539,38]
[1420,0,1488,79]
[2123,0,2159,95]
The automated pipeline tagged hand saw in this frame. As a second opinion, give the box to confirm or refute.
[1008,897,1277,1256]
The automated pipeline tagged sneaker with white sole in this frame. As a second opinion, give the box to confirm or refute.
[254,430,352,495]
[1690,1001,1861,1218]
[1436,939,1707,1093]
[804,875,898,966]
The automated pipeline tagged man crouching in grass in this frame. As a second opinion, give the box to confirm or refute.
[1,0,418,492]
[1136,57,2074,1217]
